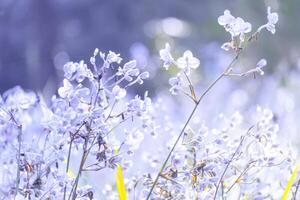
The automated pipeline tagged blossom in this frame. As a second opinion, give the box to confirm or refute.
[217,10,235,26]
[159,43,174,70]
[266,7,279,34]
[218,10,252,50]
[107,51,123,64]
[117,60,140,81]
[169,74,183,95]
[218,10,252,38]
[58,79,73,98]
[127,93,152,116]
[256,58,267,75]
[176,50,200,74]
[63,61,93,82]
[112,85,126,99]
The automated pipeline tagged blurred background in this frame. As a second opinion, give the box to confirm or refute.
[1,0,300,142]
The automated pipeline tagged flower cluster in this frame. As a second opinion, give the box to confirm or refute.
[160,44,200,97]
[137,108,295,199]
[0,49,154,199]
[0,6,298,200]
[218,7,279,51]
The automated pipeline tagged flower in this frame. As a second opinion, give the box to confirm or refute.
[112,85,126,99]
[218,10,236,27]
[232,17,252,39]
[63,61,93,82]
[169,74,183,95]
[266,7,279,34]
[256,59,267,75]
[58,79,73,98]
[218,10,252,38]
[107,51,123,64]
[117,60,140,81]
[218,10,252,50]
[159,43,174,70]
[176,51,200,74]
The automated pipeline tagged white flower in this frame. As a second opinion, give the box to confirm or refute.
[218,10,252,42]
[58,79,73,98]
[256,59,267,75]
[63,61,93,82]
[232,17,252,38]
[169,74,183,95]
[221,42,234,51]
[159,43,174,70]
[63,62,77,80]
[136,71,150,84]
[218,10,235,27]
[266,7,279,34]
[117,60,140,81]
[112,85,126,99]
[106,51,122,64]
[75,61,93,82]
[176,51,200,73]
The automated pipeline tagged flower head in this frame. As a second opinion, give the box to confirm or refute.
[218,10,235,26]
[218,10,252,38]
[159,43,174,70]
[266,7,279,34]
[112,85,126,99]
[58,79,73,98]
[256,59,267,75]
[169,74,183,95]
[176,51,200,74]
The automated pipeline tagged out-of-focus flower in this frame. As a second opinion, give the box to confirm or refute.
[107,51,123,64]
[169,74,183,95]
[63,61,93,82]
[266,7,279,34]
[256,59,267,75]
[159,43,174,70]
[218,10,252,51]
[218,10,235,27]
[117,60,140,81]
[257,7,279,35]
[112,85,126,99]
[58,79,73,98]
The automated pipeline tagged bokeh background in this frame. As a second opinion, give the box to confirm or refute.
[1,0,300,143]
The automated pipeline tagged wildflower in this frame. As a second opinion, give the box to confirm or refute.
[256,59,267,75]
[107,51,123,64]
[159,43,174,70]
[112,85,126,99]
[217,10,235,27]
[218,10,252,38]
[266,7,279,34]
[176,50,200,74]
[63,61,93,82]
[58,79,73,98]
[257,7,279,35]
[117,60,140,81]
[169,74,183,95]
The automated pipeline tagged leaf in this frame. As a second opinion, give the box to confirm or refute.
[116,164,127,200]
[282,161,300,200]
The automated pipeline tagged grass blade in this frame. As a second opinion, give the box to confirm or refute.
[282,161,300,200]
[116,164,127,200]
